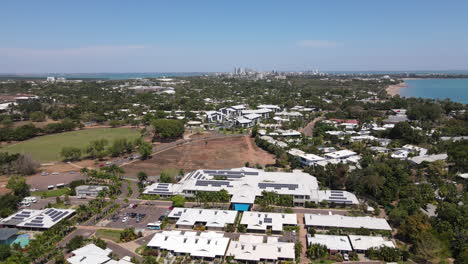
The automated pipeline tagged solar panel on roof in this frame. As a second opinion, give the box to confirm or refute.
[264,217,272,223]
[24,223,44,227]
[328,196,347,200]
[258,183,298,190]
[195,180,231,187]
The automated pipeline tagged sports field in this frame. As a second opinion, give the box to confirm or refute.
[1,128,140,163]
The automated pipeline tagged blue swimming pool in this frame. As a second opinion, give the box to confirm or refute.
[12,234,30,248]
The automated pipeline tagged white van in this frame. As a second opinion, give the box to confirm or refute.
[20,201,31,207]
[23,197,38,203]
[47,185,54,190]
[56,183,65,189]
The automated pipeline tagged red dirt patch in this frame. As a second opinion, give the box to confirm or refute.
[123,135,275,177]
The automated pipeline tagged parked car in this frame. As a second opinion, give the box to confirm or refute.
[122,217,128,223]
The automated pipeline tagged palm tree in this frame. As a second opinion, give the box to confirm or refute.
[137,171,148,187]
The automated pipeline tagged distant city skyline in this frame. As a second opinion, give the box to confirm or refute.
[1,0,467,73]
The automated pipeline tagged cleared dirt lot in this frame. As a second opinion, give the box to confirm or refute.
[123,135,276,177]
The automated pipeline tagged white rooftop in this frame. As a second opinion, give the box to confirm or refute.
[348,235,395,251]
[325,150,357,159]
[227,234,295,261]
[1,208,75,229]
[307,234,352,251]
[144,168,324,204]
[240,211,297,232]
[409,154,448,164]
[147,231,229,258]
[168,208,237,228]
[304,213,392,231]
[68,244,119,264]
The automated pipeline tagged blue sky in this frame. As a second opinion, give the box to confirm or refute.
[1,0,468,73]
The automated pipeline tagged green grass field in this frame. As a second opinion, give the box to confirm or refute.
[1,128,140,163]
[31,188,71,198]
[96,229,122,242]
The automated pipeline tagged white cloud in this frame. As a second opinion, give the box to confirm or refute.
[297,40,340,48]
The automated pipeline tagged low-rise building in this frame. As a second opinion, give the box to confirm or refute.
[143,168,360,209]
[147,231,229,259]
[348,235,395,253]
[168,208,237,231]
[304,213,392,231]
[1,208,75,230]
[75,185,109,197]
[307,234,352,254]
[240,212,297,233]
[67,243,133,264]
[227,235,295,262]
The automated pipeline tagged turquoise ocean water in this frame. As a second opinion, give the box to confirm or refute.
[401,79,468,104]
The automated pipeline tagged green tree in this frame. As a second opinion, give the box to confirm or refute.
[60,146,82,161]
[29,111,46,122]
[0,244,11,261]
[6,175,30,198]
[160,168,178,183]
[85,139,108,159]
[137,171,148,187]
[138,141,152,160]
[171,195,185,207]
[307,243,328,260]
[151,119,184,140]
[65,235,86,251]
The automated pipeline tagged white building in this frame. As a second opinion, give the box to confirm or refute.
[348,235,395,253]
[75,185,109,198]
[240,212,297,233]
[168,208,237,230]
[227,235,294,262]
[257,104,281,112]
[307,234,352,254]
[143,168,359,209]
[67,244,133,264]
[304,213,392,231]
[147,231,229,259]
[1,208,75,230]
[288,149,325,166]
[205,111,225,123]
[325,150,358,160]
[409,154,448,165]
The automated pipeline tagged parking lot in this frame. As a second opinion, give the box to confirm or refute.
[102,204,171,229]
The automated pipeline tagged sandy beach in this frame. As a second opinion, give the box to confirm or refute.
[386,81,408,96]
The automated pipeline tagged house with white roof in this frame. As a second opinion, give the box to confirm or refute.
[348,235,395,253]
[409,154,448,165]
[240,212,297,233]
[227,235,295,262]
[205,111,225,123]
[288,149,325,167]
[1,208,75,230]
[168,208,237,231]
[307,234,352,254]
[67,243,133,264]
[147,231,229,259]
[303,213,392,231]
[257,104,281,112]
[325,150,358,160]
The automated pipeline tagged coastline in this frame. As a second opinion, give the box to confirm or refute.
[386,81,408,96]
